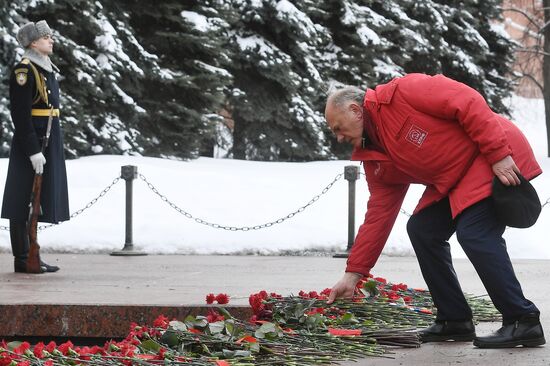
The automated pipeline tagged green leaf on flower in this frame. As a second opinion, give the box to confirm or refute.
[216,307,233,319]
[259,322,277,334]
[194,316,209,328]
[245,340,260,353]
[185,315,208,329]
[225,319,235,336]
[169,320,188,332]
[362,319,374,327]
[394,298,406,306]
[160,330,180,347]
[235,350,252,357]
[255,322,283,340]
[208,321,225,334]
[6,341,22,351]
[222,349,252,358]
[140,339,162,352]
[293,303,304,318]
[340,312,359,324]
[184,315,196,325]
[362,280,380,297]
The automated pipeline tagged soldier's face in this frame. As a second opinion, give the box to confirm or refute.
[325,101,364,148]
[31,35,54,56]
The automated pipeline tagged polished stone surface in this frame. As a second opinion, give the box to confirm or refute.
[1,254,548,365]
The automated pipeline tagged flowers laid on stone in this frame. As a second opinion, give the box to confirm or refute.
[0,275,499,365]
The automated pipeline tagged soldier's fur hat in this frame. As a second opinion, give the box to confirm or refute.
[16,20,52,48]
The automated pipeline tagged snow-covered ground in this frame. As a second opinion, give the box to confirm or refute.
[0,95,548,260]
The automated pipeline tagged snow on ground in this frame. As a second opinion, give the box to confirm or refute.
[0,95,548,260]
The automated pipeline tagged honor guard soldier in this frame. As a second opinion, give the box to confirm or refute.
[1,20,70,273]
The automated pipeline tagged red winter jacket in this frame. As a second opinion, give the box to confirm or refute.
[346,73,542,276]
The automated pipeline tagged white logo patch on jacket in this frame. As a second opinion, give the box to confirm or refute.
[405,125,428,147]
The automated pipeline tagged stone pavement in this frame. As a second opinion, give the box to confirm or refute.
[0,253,548,365]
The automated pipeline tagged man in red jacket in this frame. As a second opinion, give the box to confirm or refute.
[324,73,545,348]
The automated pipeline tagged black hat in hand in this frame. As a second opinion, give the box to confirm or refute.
[492,174,541,228]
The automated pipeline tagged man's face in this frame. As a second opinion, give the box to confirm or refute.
[325,101,364,148]
[31,35,54,56]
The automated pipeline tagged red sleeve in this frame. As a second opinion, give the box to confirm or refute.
[346,162,409,276]
[398,74,511,165]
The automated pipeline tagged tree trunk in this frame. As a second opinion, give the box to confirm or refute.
[544,0,550,157]
[232,117,246,160]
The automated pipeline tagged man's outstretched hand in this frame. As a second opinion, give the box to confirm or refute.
[327,272,363,304]
[492,155,521,186]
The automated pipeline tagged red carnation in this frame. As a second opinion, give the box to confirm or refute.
[153,315,169,329]
[14,342,30,355]
[215,293,229,304]
[45,341,56,354]
[33,342,45,358]
[207,309,225,323]
[308,291,319,299]
[58,341,74,356]
[206,293,216,304]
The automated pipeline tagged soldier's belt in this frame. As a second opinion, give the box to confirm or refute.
[31,108,60,117]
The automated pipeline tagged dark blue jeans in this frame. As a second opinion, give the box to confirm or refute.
[407,197,538,322]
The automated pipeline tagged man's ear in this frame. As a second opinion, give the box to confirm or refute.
[349,102,363,118]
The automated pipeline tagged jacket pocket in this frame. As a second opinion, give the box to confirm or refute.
[395,116,411,140]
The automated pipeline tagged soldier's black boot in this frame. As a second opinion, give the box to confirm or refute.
[418,319,476,342]
[40,260,59,273]
[10,220,59,273]
[474,313,545,348]
[10,220,30,273]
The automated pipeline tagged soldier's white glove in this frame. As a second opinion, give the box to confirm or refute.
[29,152,46,174]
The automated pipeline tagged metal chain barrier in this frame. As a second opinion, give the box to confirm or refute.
[0,170,549,233]
[139,172,344,231]
[0,176,121,232]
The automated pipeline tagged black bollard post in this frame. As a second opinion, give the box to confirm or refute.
[110,165,147,256]
[333,165,359,259]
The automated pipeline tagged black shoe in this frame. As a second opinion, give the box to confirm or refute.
[40,260,60,273]
[14,260,59,273]
[419,319,476,342]
[473,313,546,348]
[14,260,44,274]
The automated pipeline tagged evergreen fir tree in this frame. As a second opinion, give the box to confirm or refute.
[109,0,231,158]
[217,0,333,161]
[0,0,21,157]
[0,0,516,161]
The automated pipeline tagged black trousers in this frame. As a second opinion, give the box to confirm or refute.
[407,197,538,322]
[10,219,29,264]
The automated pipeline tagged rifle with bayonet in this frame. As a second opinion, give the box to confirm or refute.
[26,106,54,273]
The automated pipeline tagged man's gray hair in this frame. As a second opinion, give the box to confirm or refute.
[327,86,365,108]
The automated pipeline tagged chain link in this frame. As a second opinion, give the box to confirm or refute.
[139,172,344,231]
[0,176,121,232]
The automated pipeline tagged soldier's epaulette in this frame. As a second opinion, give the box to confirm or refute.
[20,58,30,65]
